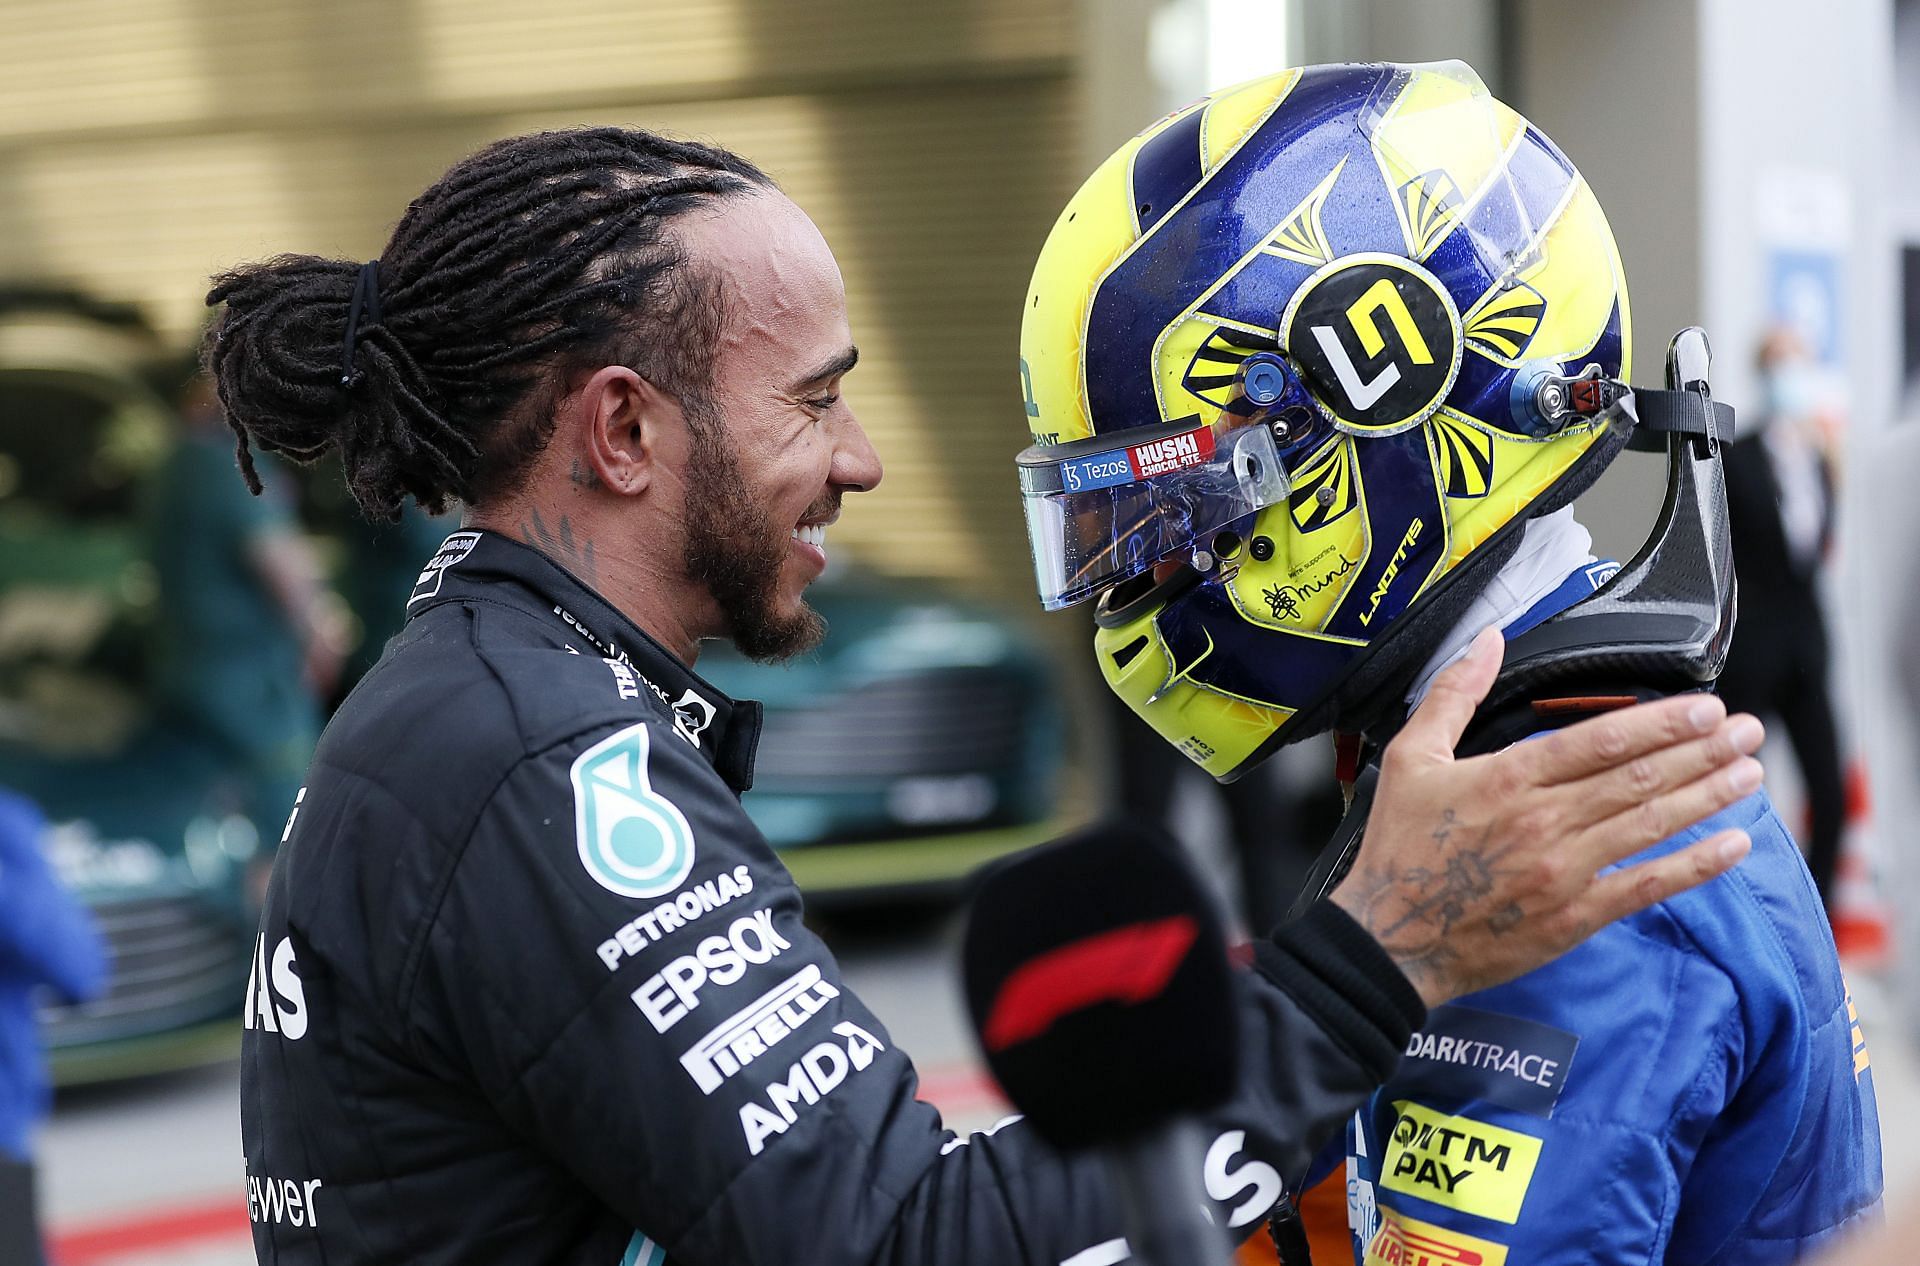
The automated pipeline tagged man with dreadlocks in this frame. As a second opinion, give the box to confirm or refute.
[215,128,1766,1265]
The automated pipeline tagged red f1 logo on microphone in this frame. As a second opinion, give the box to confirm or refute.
[982,916,1199,1053]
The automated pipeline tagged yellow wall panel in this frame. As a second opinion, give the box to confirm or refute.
[0,0,1070,141]
[0,0,1081,599]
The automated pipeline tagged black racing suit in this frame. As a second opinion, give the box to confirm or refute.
[240,531,1425,1265]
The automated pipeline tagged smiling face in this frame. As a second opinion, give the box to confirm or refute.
[675,191,882,660]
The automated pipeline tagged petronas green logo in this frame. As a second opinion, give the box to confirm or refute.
[571,723,696,899]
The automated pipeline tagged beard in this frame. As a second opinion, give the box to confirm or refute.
[682,422,831,663]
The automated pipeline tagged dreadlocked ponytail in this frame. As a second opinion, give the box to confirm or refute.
[204,128,770,520]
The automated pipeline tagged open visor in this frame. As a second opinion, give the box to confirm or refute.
[1016,418,1290,610]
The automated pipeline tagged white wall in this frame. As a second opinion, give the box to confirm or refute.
[1895,0,1920,240]
[1698,0,1919,996]
[1699,0,1893,433]
[1522,0,1920,997]
[1506,2,1699,562]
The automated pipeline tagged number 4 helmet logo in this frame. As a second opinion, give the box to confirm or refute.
[572,722,697,899]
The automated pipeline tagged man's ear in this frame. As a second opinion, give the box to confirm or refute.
[571,365,683,496]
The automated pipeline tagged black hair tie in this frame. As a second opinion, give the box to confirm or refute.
[341,259,383,389]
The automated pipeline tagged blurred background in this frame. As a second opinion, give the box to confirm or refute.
[1,0,1916,1262]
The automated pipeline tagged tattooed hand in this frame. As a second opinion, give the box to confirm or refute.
[1332,627,1764,1008]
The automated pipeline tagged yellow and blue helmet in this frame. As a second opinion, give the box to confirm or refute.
[1016,61,1637,779]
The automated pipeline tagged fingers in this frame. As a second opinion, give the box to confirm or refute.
[1393,628,1504,763]
[1570,747,1765,873]
[1577,829,1752,929]
[1559,713,1765,829]
[1521,692,1729,788]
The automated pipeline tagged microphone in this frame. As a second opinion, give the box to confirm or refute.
[962,820,1241,1265]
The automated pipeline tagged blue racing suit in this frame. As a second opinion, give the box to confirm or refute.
[1337,776,1882,1265]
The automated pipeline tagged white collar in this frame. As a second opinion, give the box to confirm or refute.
[1405,507,1597,710]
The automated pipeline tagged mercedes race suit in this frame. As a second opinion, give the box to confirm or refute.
[239,531,1426,1265]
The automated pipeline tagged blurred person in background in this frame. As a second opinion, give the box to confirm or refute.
[0,788,106,1266]
[206,125,1760,1266]
[1717,325,1846,908]
[293,452,449,708]
[323,506,447,708]
[145,367,348,894]
[1016,62,1879,1262]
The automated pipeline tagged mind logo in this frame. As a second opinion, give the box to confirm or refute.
[572,723,696,899]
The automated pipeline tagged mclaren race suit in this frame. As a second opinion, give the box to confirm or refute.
[239,531,1428,1266]
[1336,694,1883,1266]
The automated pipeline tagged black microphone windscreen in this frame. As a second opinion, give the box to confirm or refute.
[961,819,1240,1149]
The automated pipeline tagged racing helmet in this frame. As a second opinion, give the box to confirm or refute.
[1016,61,1645,780]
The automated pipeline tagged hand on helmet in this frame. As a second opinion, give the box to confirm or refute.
[1330,627,1762,1008]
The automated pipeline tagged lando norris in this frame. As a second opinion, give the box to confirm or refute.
[217,127,1764,1264]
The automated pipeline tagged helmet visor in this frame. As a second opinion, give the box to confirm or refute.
[1016,418,1290,610]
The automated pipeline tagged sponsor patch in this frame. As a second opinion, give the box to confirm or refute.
[738,1020,886,1155]
[572,723,696,900]
[587,643,714,751]
[1127,426,1216,479]
[671,689,716,748]
[605,657,641,700]
[246,1168,322,1229]
[244,934,308,1041]
[1381,1101,1541,1225]
[1364,1208,1508,1266]
[1349,1108,1379,1245]
[1060,449,1137,494]
[1395,1005,1580,1119]
[630,908,793,1033]
[595,864,755,971]
[408,532,481,606]
[679,964,840,1093]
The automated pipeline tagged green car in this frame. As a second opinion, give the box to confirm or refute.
[0,296,260,1084]
[0,293,1081,1081]
[698,568,1078,905]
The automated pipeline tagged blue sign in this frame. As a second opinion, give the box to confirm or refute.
[1769,250,1842,364]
